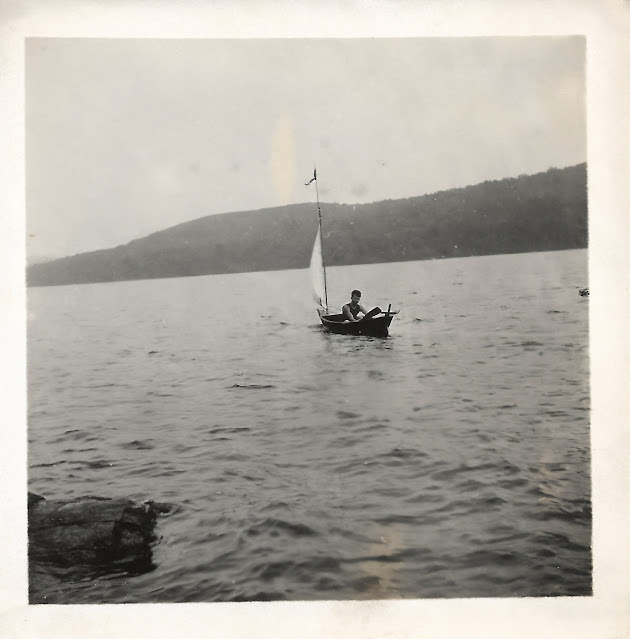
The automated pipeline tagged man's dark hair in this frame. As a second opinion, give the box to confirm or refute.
[351,290,361,297]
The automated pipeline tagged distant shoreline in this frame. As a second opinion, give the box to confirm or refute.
[27,164,587,288]
[26,247,587,290]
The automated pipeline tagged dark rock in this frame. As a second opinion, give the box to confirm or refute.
[28,492,46,507]
[28,492,174,567]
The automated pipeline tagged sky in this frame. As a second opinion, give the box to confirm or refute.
[26,37,586,261]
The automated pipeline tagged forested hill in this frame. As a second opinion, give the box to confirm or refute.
[28,163,587,287]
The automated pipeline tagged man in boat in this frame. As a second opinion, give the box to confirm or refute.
[342,290,368,322]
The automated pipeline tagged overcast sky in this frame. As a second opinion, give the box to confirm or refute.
[26,37,585,261]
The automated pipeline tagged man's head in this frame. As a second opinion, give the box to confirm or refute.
[350,290,361,305]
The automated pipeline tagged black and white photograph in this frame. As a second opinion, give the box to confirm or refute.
[25,35,590,603]
[2,1,629,638]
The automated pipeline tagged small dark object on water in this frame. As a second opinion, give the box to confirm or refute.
[579,288,589,297]
[28,492,174,568]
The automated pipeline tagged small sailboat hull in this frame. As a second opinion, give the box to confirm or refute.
[317,309,395,338]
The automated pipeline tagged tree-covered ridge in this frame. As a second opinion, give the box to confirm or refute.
[27,163,587,287]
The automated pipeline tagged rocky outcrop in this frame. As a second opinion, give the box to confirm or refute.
[28,493,174,567]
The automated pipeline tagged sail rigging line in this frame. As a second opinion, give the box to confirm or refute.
[313,167,329,310]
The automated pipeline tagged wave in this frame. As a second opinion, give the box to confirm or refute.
[229,383,276,390]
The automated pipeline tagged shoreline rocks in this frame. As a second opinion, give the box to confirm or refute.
[28,492,174,568]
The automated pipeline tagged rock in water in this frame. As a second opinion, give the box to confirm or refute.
[28,493,172,567]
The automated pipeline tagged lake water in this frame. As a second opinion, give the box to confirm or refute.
[27,250,591,603]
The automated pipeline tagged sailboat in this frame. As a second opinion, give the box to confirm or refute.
[307,168,397,338]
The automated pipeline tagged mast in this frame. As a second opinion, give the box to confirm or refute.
[314,167,328,310]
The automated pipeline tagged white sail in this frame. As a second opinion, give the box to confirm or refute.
[309,227,327,310]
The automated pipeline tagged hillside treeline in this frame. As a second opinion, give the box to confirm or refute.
[27,163,587,287]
